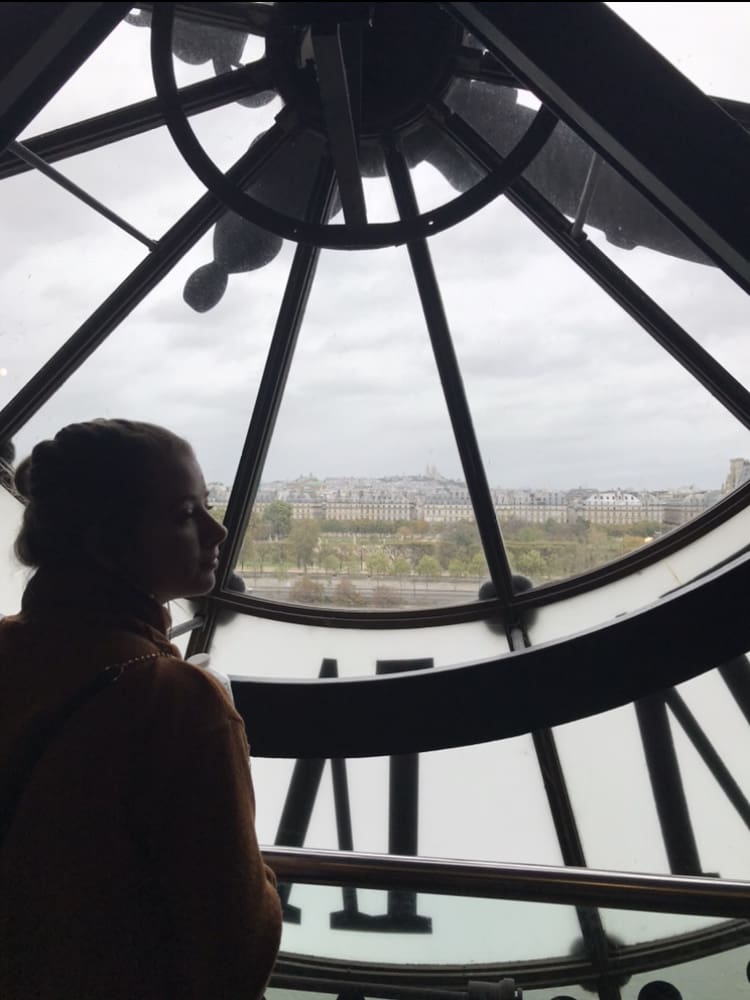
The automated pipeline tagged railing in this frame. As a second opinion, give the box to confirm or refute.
[263,846,750,918]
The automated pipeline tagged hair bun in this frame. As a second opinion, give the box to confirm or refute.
[27,439,65,499]
[12,456,33,502]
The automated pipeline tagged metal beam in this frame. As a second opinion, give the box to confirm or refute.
[635,694,702,875]
[0,125,289,443]
[438,108,750,433]
[0,60,275,181]
[7,139,156,248]
[185,157,336,658]
[231,549,750,758]
[447,2,750,293]
[0,3,130,154]
[265,846,750,918]
[384,139,517,614]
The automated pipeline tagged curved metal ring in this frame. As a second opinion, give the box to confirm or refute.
[151,3,558,249]
[234,548,750,757]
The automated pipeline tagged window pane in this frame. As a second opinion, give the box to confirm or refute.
[527,503,750,644]
[13,232,296,493]
[18,18,156,137]
[231,245,491,612]
[429,191,750,586]
[0,168,146,407]
[608,2,750,103]
[274,882,580,965]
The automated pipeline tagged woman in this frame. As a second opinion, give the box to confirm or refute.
[0,419,282,999]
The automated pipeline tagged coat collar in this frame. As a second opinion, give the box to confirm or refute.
[21,563,171,637]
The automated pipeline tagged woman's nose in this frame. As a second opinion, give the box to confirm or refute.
[204,511,228,544]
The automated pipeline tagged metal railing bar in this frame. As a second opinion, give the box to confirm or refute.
[262,846,750,918]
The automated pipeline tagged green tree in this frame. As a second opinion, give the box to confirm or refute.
[288,520,320,569]
[468,551,487,576]
[238,532,255,569]
[448,557,469,577]
[416,555,441,577]
[263,500,293,539]
[392,556,412,579]
[321,553,339,574]
[515,548,547,580]
[248,509,271,541]
[367,550,391,576]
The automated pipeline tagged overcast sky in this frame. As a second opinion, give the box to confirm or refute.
[2,2,750,492]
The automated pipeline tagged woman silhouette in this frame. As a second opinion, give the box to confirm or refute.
[0,419,281,1000]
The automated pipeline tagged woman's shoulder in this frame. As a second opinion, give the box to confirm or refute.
[123,652,241,727]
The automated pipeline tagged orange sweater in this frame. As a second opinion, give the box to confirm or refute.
[0,568,281,999]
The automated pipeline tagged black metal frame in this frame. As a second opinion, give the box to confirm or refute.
[384,140,516,614]
[445,2,750,293]
[664,688,750,832]
[185,154,337,658]
[231,549,750,758]
[636,694,703,876]
[0,60,275,181]
[0,124,290,441]
[268,845,750,993]
[150,2,559,249]
[0,3,131,154]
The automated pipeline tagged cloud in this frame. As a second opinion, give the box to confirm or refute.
[5,9,750,496]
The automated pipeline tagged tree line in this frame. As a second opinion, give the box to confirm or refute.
[217,500,661,586]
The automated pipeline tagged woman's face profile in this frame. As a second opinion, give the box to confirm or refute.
[122,444,228,604]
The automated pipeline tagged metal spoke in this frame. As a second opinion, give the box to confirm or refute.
[187,158,337,656]
[0,60,275,181]
[446,1,750,292]
[665,688,750,829]
[312,24,367,227]
[8,140,156,249]
[454,45,519,88]
[438,106,750,433]
[384,140,516,614]
[0,124,291,443]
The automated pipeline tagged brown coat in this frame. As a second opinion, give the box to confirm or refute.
[0,568,282,999]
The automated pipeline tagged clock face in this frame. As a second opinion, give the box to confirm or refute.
[2,3,750,995]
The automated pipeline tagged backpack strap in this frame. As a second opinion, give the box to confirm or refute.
[0,652,160,847]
